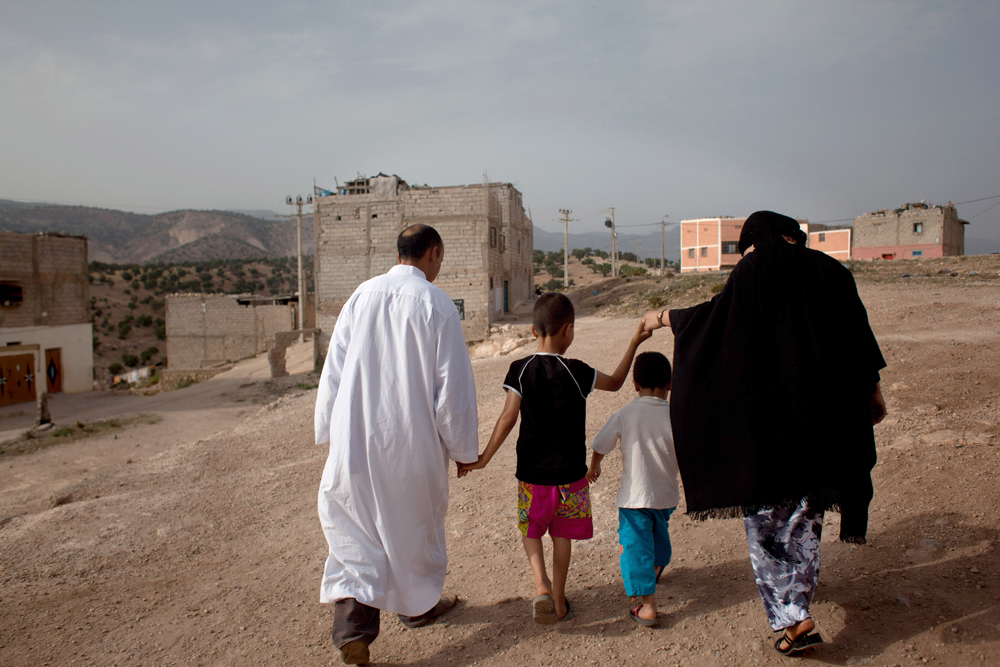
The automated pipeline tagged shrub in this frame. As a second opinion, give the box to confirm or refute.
[155,325,166,340]
[109,362,123,375]
[93,336,100,350]
[542,279,563,291]
[131,280,140,290]
[122,271,133,280]
[122,353,140,367]
[117,323,131,339]
[136,314,153,326]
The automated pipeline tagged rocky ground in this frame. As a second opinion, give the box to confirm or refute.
[1,256,999,666]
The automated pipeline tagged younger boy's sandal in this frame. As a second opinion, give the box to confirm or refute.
[774,631,823,655]
[532,594,558,624]
[629,606,658,627]
[557,598,574,622]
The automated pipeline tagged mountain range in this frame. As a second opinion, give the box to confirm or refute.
[2,199,993,264]
[0,200,313,264]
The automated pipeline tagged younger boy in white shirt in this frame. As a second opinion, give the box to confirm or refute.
[586,351,678,627]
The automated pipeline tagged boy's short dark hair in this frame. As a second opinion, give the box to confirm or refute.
[533,292,575,336]
[633,351,671,389]
[398,224,443,259]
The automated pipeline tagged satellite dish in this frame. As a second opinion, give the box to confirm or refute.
[604,218,613,228]
[296,195,303,204]
[286,196,293,205]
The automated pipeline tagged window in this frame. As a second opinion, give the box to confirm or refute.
[489,227,497,248]
[687,248,695,258]
[500,234,506,253]
[0,282,23,307]
[489,276,493,289]
[721,241,738,254]
[913,222,923,233]
[818,233,826,243]
[911,250,923,257]
[700,247,708,257]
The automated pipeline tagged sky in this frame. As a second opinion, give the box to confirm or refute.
[2,1,998,243]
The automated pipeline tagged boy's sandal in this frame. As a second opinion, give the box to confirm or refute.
[654,565,665,584]
[532,594,557,625]
[774,631,823,655]
[629,606,659,627]
[557,598,574,622]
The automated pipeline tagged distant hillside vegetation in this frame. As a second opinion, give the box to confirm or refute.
[0,200,314,263]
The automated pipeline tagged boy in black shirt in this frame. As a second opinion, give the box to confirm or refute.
[459,293,651,624]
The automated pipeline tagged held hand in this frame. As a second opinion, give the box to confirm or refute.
[633,318,653,345]
[586,463,601,484]
[457,454,490,477]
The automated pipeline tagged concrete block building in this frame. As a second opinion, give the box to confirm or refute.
[313,174,533,342]
[0,232,93,407]
[851,202,966,260]
[165,294,296,369]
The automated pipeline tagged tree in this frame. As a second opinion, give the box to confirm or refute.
[533,249,545,264]
[571,248,586,260]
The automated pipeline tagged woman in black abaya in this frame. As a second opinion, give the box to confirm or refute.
[643,211,886,655]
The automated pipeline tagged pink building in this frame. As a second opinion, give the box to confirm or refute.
[680,216,813,273]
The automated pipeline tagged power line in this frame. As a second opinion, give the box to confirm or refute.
[968,199,1000,219]
[954,194,1000,205]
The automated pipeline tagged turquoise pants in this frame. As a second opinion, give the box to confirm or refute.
[618,507,675,597]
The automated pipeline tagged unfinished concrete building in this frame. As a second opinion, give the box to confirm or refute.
[313,174,533,341]
[852,202,967,260]
[0,232,93,407]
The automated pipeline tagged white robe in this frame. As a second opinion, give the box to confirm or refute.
[315,264,479,616]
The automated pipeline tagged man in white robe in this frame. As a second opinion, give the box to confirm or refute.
[315,224,479,665]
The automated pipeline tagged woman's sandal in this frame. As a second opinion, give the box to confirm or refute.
[774,630,823,655]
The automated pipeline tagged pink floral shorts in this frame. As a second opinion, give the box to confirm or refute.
[517,477,593,540]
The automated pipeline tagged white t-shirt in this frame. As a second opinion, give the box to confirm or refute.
[591,396,679,510]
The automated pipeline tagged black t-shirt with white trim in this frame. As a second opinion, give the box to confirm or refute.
[503,353,597,485]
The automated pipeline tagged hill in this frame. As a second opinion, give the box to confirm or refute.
[532,224,681,262]
[0,200,314,263]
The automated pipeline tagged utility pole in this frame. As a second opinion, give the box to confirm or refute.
[661,215,669,276]
[636,240,641,264]
[603,207,616,277]
[285,194,313,334]
[558,209,572,289]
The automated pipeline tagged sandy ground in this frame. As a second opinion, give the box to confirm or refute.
[1,269,999,666]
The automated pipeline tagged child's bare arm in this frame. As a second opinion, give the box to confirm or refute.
[457,390,521,477]
[586,452,605,484]
[594,318,652,391]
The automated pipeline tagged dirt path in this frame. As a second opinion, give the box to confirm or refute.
[1,278,998,666]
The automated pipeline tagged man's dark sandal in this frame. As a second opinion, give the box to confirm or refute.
[774,631,823,655]
[398,595,459,629]
[655,565,665,584]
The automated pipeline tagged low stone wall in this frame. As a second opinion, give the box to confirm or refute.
[159,367,232,390]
